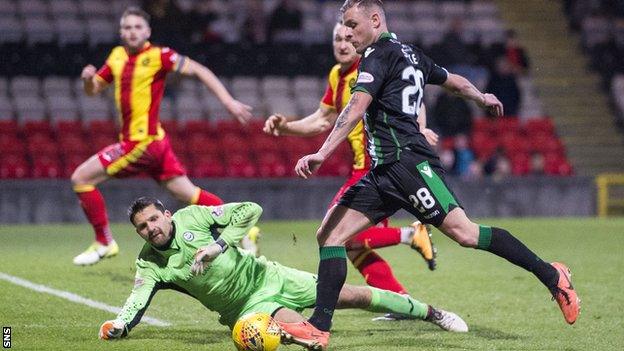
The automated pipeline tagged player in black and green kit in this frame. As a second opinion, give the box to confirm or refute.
[98,197,468,343]
[289,0,580,349]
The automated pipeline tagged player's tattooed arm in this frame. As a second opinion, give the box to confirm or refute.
[319,92,371,157]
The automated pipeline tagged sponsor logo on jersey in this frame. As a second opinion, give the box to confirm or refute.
[134,277,144,288]
[420,165,433,178]
[364,47,375,57]
[349,77,356,89]
[141,57,150,66]
[183,231,194,241]
[211,206,224,217]
[357,72,374,84]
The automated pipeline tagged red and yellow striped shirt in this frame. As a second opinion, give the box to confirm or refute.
[96,42,188,142]
[320,58,371,171]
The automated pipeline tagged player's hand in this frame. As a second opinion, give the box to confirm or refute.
[295,153,325,179]
[263,114,288,136]
[81,64,97,80]
[479,93,504,117]
[226,99,253,125]
[422,128,439,146]
[99,320,127,340]
[191,244,222,275]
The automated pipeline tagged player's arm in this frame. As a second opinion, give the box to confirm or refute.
[416,104,438,146]
[99,267,159,339]
[442,73,504,117]
[81,64,109,96]
[264,105,338,137]
[179,58,252,124]
[295,91,372,178]
[190,202,263,275]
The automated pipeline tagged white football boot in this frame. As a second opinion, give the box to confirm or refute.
[73,240,119,266]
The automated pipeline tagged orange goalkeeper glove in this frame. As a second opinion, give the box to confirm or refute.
[99,320,127,340]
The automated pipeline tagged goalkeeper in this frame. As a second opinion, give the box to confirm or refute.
[99,197,468,343]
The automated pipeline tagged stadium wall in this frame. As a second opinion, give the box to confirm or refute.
[0,177,595,223]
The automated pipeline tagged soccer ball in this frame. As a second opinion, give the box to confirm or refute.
[232,312,281,351]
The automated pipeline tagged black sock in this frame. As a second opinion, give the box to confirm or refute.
[476,226,559,290]
[308,246,347,332]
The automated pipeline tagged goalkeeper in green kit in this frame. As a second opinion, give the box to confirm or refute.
[99,197,468,345]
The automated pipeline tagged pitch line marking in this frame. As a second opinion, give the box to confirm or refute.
[0,272,170,327]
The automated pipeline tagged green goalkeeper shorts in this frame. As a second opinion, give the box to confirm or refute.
[223,261,317,328]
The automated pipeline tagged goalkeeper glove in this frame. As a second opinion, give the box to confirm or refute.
[99,320,127,340]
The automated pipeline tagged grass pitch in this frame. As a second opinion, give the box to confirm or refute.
[1,218,623,350]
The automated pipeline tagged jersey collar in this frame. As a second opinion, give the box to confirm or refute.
[125,41,152,56]
[340,57,360,76]
[378,32,393,41]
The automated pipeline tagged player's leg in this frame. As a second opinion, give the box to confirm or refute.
[309,204,374,332]
[70,154,118,265]
[347,219,437,270]
[347,248,407,294]
[336,284,468,332]
[438,208,580,324]
[161,176,223,205]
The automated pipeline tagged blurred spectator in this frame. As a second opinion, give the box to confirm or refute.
[189,1,223,43]
[268,0,303,43]
[453,134,475,177]
[241,0,267,44]
[435,18,476,67]
[143,0,190,49]
[431,91,473,137]
[439,148,456,172]
[504,30,530,75]
[483,148,511,180]
[486,56,521,116]
[530,152,545,175]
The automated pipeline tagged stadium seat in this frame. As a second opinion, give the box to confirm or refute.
[58,134,90,156]
[175,94,206,121]
[27,133,58,157]
[78,96,111,122]
[0,154,30,178]
[0,119,18,137]
[62,153,88,177]
[10,76,41,97]
[510,153,531,176]
[86,18,116,47]
[256,151,289,178]
[90,134,117,153]
[186,134,220,157]
[525,118,555,135]
[24,17,55,45]
[160,120,179,137]
[191,154,226,178]
[50,0,79,19]
[24,120,52,137]
[48,95,80,123]
[17,0,48,17]
[32,155,62,178]
[225,153,257,178]
[85,119,117,139]
[0,96,14,120]
[182,119,213,137]
[218,132,250,155]
[0,134,26,157]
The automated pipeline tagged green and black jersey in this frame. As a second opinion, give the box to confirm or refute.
[353,32,448,168]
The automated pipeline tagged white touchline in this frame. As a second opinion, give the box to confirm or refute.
[0,272,170,327]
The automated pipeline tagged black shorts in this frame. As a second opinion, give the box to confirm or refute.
[338,148,462,227]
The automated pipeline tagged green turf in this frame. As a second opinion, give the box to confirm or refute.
[1,218,623,350]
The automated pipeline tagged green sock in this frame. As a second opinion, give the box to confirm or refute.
[366,287,429,319]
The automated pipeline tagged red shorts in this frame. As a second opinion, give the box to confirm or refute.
[97,136,186,181]
[329,168,389,227]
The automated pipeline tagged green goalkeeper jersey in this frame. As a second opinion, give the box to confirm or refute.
[116,202,265,329]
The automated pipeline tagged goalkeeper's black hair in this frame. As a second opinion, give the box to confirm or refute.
[128,197,166,225]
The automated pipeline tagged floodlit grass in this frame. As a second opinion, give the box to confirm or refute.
[1,218,623,350]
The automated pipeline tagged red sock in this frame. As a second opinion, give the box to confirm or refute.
[347,227,401,250]
[193,188,223,206]
[75,187,112,245]
[352,250,407,294]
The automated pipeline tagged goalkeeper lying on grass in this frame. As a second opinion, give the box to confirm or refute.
[99,197,468,345]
